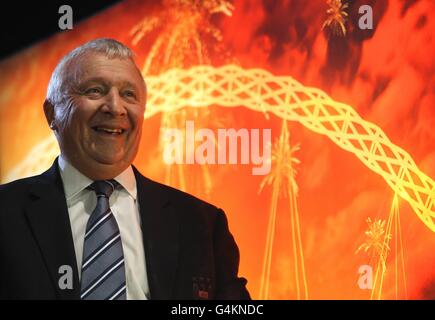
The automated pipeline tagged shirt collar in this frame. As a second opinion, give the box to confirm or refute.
[58,155,137,201]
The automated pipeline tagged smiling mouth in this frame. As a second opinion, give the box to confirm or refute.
[92,126,126,135]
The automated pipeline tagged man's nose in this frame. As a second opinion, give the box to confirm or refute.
[102,88,126,116]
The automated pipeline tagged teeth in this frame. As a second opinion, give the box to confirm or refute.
[95,127,123,134]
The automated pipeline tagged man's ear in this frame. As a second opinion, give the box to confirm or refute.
[43,99,57,130]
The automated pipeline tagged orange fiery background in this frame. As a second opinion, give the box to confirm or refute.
[0,0,434,299]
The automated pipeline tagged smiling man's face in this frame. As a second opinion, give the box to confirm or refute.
[45,52,146,180]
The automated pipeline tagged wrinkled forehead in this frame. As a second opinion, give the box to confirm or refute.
[66,52,146,91]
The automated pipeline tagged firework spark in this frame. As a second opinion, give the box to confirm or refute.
[129,0,235,196]
[356,217,391,269]
[130,0,234,74]
[259,121,308,300]
[259,122,300,197]
[322,0,349,37]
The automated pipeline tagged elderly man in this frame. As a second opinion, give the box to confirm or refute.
[0,39,250,300]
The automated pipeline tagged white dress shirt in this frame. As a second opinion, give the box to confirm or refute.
[58,156,150,300]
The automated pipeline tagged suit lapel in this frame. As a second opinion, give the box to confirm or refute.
[134,167,180,299]
[23,161,180,299]
[24,160,80,299]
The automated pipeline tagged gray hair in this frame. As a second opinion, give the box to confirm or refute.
[46,38,140,107]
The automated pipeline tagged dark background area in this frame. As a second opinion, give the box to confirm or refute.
[0,0,122,60]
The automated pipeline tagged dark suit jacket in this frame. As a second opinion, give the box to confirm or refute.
[0,159,250,300]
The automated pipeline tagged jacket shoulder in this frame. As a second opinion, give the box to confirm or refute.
[141,175,221,213]
[0,175,44,203]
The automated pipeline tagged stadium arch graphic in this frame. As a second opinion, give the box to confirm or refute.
[5,65,435,233]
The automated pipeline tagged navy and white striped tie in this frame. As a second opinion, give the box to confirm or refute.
[80,180,126,300]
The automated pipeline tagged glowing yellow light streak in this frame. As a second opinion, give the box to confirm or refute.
[4,65,434,233]
[259,121,308,299]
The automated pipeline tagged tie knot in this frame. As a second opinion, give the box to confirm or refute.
[89,180,118,198]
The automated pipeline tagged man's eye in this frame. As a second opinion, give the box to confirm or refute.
[124,91,137,99]
[85,87,103,95]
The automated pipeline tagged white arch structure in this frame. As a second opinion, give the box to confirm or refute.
[5,65,434,232]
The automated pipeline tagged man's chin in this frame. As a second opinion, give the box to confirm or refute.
[94,157,125,166]
[85,160,129,180]
[90,150,128,165]
[92,158,130,172]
